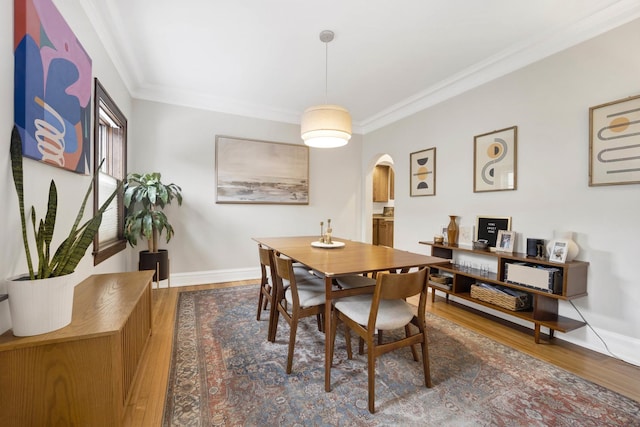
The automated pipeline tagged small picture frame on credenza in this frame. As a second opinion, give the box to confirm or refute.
[548,239,569,263]
[496,230,515,253]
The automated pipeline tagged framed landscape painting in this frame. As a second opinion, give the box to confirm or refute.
[215,136,309,204]
[474,126,517,192]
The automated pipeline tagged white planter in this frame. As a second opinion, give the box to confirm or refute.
[6,273,76,336]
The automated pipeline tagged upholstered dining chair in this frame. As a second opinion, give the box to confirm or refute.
[330,267,432,413]
[256,245,315,322]
[272,254,327,374]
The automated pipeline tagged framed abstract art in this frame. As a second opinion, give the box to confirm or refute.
[474,126,517,192]
[589,94,640,186]
[410,147,436,196]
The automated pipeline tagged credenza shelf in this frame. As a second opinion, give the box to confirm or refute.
[0,271,154,426]
[419,242,589,343]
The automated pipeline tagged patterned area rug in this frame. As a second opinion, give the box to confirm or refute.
[163,285,640,426]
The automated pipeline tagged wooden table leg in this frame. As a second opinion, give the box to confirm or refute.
[534,324,541,344]
[324,276,333,392]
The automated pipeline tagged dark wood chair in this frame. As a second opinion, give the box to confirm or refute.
[330,267,432,413]
[257,245,317,320]
[272,254,326,374]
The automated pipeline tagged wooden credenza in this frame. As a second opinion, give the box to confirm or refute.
[0,271,154,426]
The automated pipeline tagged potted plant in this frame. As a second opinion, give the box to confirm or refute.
[7,126,121,336]
[123,172,182,284]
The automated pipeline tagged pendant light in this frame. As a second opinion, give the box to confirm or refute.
[301,30,352,148]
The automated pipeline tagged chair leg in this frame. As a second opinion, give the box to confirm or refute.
[286,318,298,374]
[421,330,432,388]
[257,289,265,320]
[367,344,376,413]
[344,322,353,359]
[406,324,419,362]
[358,336,365,355]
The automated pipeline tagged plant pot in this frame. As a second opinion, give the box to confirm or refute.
[139,249,169,281]
[6,273,76,336]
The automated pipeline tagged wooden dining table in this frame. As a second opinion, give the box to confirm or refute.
[252,235,448,392]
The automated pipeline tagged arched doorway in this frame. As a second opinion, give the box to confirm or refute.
[365,154,395,246]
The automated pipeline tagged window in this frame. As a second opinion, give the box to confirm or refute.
[93,78,127,264]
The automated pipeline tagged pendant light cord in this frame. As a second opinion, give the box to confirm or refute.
[324,39,329,104]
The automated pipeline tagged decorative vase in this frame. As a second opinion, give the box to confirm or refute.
[447,215,459,246]
[6,272,76,336]
[546,232,579,262]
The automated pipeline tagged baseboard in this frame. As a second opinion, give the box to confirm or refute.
[165,267,261,288]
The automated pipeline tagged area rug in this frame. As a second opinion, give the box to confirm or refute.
[162,285,640,426]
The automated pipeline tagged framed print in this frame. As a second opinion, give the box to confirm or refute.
[496,230,515,253]
[589,94,640,186]
[410,147,436,196]
[476,216,511,249]
[14,0,93,174]
[549,240,569,263]
[215,136,309,204]
[474,126,517,192]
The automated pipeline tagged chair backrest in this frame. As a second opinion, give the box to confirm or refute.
[258,245,275,282]
[273,254,300,307]
[375,267,428,300]
[368,267,429,329]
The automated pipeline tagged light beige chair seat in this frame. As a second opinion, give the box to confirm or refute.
[336,275,376,289]
[285,285,326,308]
[334,295,413,330]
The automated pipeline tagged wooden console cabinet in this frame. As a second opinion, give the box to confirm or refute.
[0,271,154,426]
[420,242,588,343]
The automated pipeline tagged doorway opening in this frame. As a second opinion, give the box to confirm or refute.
[370,154,395,247]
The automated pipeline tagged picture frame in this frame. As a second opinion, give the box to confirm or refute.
[215,136,309,204]
[475,216,511,249]
[548,239,569,263]
[410,147,436,196]
[589,94,640,186]
[474,126,517,192]
[14,0,93,174]
[496,230,516,253]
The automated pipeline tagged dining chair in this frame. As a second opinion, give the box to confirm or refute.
[330,267,432,413]
[256,245,315,322]
[272,254,327,374]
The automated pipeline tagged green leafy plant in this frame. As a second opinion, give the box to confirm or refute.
[123,172,183,253]
[10,126,121,280]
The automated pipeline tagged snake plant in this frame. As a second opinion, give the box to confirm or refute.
[10,126,121,280]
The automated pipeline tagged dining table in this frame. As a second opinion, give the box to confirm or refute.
[252,235,449,392]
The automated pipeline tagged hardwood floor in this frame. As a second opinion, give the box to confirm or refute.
[123,281,640,426]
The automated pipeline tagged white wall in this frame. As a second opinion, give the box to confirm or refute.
[129,99,364,284]
[363,18,640,365]
[0,0,133,333]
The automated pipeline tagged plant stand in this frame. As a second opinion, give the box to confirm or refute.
[139,249,170,288]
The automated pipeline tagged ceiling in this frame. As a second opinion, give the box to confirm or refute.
[80,0,640,134]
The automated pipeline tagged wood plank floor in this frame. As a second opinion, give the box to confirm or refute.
[123,281,640,426]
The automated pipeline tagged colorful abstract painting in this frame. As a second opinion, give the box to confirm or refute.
[14,0,92,174]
